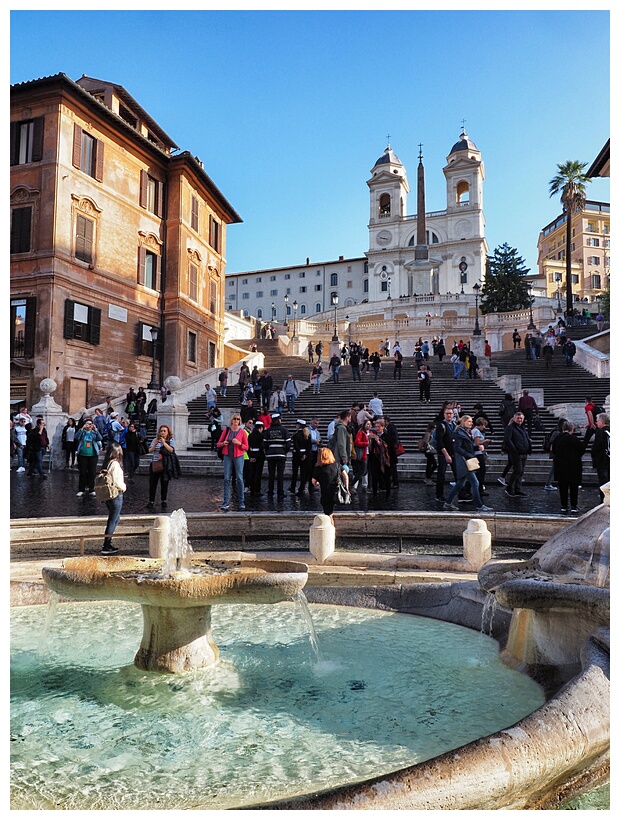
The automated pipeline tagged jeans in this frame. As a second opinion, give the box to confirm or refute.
[331,366,340,383]
[104,493,124,536]
[373,367,380,381]
[223,454,245,504]
[446,470,482,507]
[286,394,296,412]
[125,450,139,478]
[435,454,456,499]
[313,376,321,394]
[16,447,25,469]
[352,366,361,381]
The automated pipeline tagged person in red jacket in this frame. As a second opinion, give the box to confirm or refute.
[217,414,249,512]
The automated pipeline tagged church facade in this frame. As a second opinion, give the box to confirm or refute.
[226,130,488,319]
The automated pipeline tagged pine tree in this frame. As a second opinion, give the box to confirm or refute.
[480,244,531,314]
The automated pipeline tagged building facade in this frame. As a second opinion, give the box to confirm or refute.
[536,200,610,307]
[10,73,241,413]
[226,130,488,319]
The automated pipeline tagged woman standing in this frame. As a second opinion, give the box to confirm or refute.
[62,417,77,468]
[367,418,391,498]
[420,421,437,485]
[26,418,49,478]
[101,443,126,555]
[443,415,493,513]
[123,421,142,481]
[354,419,371,490]
[311,446,343,524]
[553,421,586,514]
[146,424,176,510]
[216,414,249,512]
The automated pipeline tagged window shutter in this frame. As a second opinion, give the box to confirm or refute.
[10,121,19,166]
[24,297,36,357]
[89,306,101,346]
[191,196,199,231]
[140,170,148,209]
[137,246,146,285]
[155,181,164,218]
[137,321,145,356]
[72,124,82,169]
[94,139,104,182]
[11,207,32,254]
[32,117,44,162]
[64,299,75,339]
[76,215,93,263]
[155,255,162,292]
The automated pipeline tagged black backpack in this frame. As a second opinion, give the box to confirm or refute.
[592,404,605,419]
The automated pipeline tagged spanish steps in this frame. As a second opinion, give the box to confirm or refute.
[179,335,608,485]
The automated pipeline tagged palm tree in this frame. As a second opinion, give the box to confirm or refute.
[548,160,590,317]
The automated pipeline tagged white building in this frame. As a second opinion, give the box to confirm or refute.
[226,130,488,319]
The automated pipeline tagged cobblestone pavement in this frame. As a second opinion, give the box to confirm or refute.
[10,465,602,520]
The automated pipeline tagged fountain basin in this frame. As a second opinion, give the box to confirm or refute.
[42,557,308,673]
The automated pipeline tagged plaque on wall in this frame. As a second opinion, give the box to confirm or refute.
[108,305,128,323]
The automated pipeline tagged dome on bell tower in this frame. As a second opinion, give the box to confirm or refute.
[372,144,404,170]
[449,129,478,156]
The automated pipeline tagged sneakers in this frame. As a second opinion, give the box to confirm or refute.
[543,484,557,491]
[560,507,568,513]
[457,496,473,503]
[220,504,230,511]
[101,545,120,555]
[476,505,494,512]
[145,501,154,509]
[435,497,446,503]
[504,488,515,497]
[239,504,246,510]
[443,502,458,511]
[16,466,25,472]
[570,508,580,514]
[497,477,507,486]
[89,491,96,496]
[76,491,84,497]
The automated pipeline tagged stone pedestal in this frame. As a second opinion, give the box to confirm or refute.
[463,518,492,571]
[329,340,342,358]
[309,514,336,563]
[497,375,522,394]
[30,378,68,470]
[149,515,171,558]
[156,376,189,450]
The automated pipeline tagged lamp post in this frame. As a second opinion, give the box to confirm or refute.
[387,276,392,300]
[472,282,481,335]
[271,302,276,323]
[331,293,339,342]
[292,300,299,341]
[283,293,289,328]
[555,275,562,315]
[527,283,536,330]
[147,326,159,390]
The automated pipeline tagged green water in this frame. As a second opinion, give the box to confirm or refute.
[11,600,545,810]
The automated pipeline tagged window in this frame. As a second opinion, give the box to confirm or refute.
[270,275,277,281]
[299,286,307,293]
[72,125,104,181]
[257,308,263,318]
[137,246,161,291]
[188,331,197,363]
[571,274,579,285]
[256,277,262,282]
[347,280,353,289]
[591,274,601,290]
[315,302,322,313]
[242,293,250,300]
[210,281,217,315]
[137,322,162,358]
[209,216,220,252]
[330,273,338,286]
[242,278,248,284]
[191,196,199,232]
[75,214,94,264]
[11,207,32,254]
[208,341,216,368]
[10,297,36,357]
[229,294,236,300]
[286,305,291,316]
[300,304,306,315]
[286,288,291,294]
[456,181,469,203]
[299,271,305,278]
[256,291,263,298]
[315,284,322,292]
[364,261,369,273]
[381,281,388,292]
[119,104,138,129]
[228,280,235,287]
[363,279,369,293]
[270,289,278,296]
[588,238,600,247]
[588,256,601,266]
[284,274,291,280]
[379,193,391,216]
[10,117,44,165]
[189,264,198,301]
[587,222,596,232]
[64,300,101,345]
[140,170,164,216]
[347,266,352,273]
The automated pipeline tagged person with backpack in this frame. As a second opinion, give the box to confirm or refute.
[564,337,577,366]
[591,412,610,503]
[499,393,517,429]
[393,347,403,380]
[75,417,103,496]
[218,368,229,397]
[583,397,604,447]
[283,374,300,412]
[328,353,342,384]
[99,443,126,555]
[543,417,566,491]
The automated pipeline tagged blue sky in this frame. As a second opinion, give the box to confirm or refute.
[9,6,611,276]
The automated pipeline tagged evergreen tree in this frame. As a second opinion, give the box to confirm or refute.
[480,244,531,314]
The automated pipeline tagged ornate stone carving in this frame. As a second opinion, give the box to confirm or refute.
[11,186,40,204]
[71,194,102,216]
[138,231,162,252]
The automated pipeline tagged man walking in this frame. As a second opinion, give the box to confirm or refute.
[517,389,539,437]
[328,352,341,384]
[205,383,217,410]
[564,337,576,366]
[503,411,531,497]
[349,347,362,381]
[435,405,456,502]
[283,374,300,413]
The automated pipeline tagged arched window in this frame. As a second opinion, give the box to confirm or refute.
[315,302,322,313]
[379,193,391,217]
[257,308,263,318]
[330,272,338,286]
[300,304,307,315]
[363,279,369,293]
[456,181,470,204]
[409,231,441,246]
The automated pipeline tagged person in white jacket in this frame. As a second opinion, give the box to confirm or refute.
[101,443,126,555]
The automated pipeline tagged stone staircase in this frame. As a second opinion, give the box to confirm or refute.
[181,338,604,484]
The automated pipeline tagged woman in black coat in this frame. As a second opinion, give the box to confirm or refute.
[553,421,586,514]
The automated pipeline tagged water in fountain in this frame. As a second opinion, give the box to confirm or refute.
[161,508,194,577]
[293,590,321,661]
[38,591,59,651]
[11,599,545,810]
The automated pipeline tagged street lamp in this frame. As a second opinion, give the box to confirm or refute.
[271,302,276,323]
[283,293,289,328]
[147,326,159,390]
[387,276,392,300]
[472,282,481,335]
[555,274,562,315]
[292,299,299,341]
[527,283,536,330]
[331,293,339,342]
[345,315,352,345]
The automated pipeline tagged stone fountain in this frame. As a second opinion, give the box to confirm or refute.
[42,510,308,673]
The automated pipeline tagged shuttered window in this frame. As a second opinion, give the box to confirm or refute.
[191,196,199,231]
[63,299,101,345]
[137,246,161,291]
[10,117,44,165]
[188,331,197,363]
[10,207,32,254]
[72,124,104,181]
[189,263,198,301]
[210,281,217,315]
[209,215,220,252]
[75,215,94,263]
[10,297,36,358]
[140,169,164,216]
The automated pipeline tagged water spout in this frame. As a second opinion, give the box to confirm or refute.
[161,509,194,578]
[293,591,322,662]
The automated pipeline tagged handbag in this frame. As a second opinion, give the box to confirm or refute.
[151,455,164,473]
[533,415,544,432]
[395,443,405,457]
[465,457,480,472]
[336,473,351,505]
